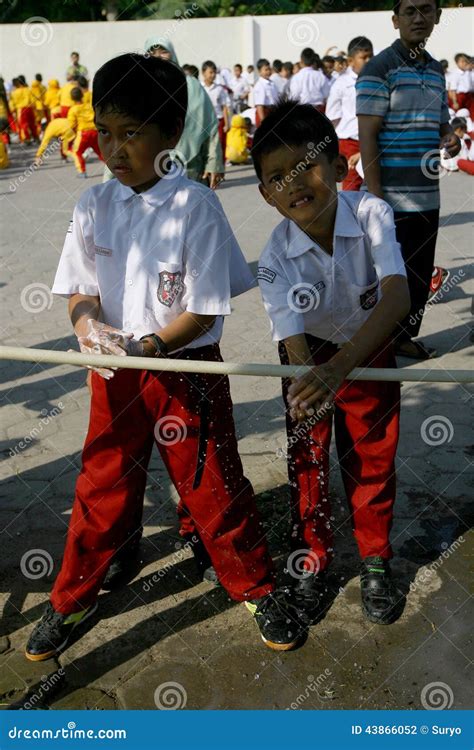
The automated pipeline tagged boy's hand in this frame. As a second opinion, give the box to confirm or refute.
[287,361,346,418]
[440,132,461,158]
[85,320,134,356]
[348,152,361,169]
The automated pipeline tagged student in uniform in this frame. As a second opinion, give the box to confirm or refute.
[59,76,78,117]
[356,0,461,360]
[326,36,374,191]
[10,78,37,143]
[44,79,62,120]
[24,53,302,662]
[230,64,250,113]
[201,60,230,159]
[270,59,287,96]
[68,87,103,176]
[33,117,75,166]
[252,101,410,626]
[77,76,92,106]
[289,47,330,111]
[30,73,46,129]
[253,58,279,126]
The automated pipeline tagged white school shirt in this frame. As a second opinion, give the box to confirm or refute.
[202,82,229,119]
[445,69,460,91]
[253,77,279,107]
[325,67,359,140]
[257,192,406,344]
[270,73,287,95]
[289,66,330,106]
[457,69,474,94]
[230,76,250,101]
[52,164,255,349]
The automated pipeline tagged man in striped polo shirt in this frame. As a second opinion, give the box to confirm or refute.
[356,0,460,360]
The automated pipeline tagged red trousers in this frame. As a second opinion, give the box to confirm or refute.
[279,336,400,572]
[217,117,227,158]
[456,92,474,119]
[458,158,474,175]
[50,345,275,614]
[60,106,70,118]
[72,129,103,173]
[18,107,37,142]
[339,138,363,191]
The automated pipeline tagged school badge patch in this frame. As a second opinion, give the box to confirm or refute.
[360,286,378,310]
[157,271,183,308]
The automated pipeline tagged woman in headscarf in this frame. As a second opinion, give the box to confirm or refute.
[103,37,224,187]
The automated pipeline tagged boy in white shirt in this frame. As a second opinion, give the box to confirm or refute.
[252,101,410,627]
[455,53,474,118]
[326,36,373,190]
[270,59,287,95]
[289,47,330,111]
[252,58,279,126]
[202,60,230,157]
[230,63,250,113]
[25,54,304,661]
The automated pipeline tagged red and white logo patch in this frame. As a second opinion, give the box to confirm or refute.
[157,271,183,308]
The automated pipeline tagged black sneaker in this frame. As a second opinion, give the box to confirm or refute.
[360,556,399,625]
[25,601,98,661]
[291,570,329,625]
[183,533,219,585]
[245,589,305,651]
[101,544,141,591]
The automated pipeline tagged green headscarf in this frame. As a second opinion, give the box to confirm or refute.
[144,36,220,170]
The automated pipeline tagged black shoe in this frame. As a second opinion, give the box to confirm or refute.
[360,556,399,624]
[291,570,329,625]
[101,544,141,591]
[25,601,98,661]
[183,533,219,585]
[245,589,305,651]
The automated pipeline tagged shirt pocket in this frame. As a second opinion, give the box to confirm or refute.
[349,278,380,315]
[155,261,184,309]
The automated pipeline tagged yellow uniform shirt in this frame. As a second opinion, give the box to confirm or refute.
[44,81,61,115]
[82,90,92,106]
[59,82,76,108]
[35,118,75,158]
[10,87,34,112]
[68,102,96,133]
[30,82,46,112]
[0,139,9,169]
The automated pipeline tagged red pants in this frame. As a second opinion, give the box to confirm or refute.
[217,117,227,158]
[339,138,363,191]
[50,345,275,614]
[279,336,400,571]
[60,106,70,118]
[457,92,474,119]
[18,107,37,142]
[72,129,103,173]
[458,158,474,175]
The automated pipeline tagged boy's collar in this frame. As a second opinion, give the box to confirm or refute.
[286,194,364,258]
[112,162,182,205]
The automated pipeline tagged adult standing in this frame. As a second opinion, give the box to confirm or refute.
[356,0,460,360]
[66,52,88,81]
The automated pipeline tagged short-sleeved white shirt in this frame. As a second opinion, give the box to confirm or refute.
[457,69,474,94]
[325,67,359,140]
[257,192,406,344]
[52,164,255,350]
[289,66,330,106]
[253,77,279,106]
[230,76,250,101]
[202,82,229,118]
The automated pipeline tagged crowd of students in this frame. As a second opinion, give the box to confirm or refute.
[0,0,471,663]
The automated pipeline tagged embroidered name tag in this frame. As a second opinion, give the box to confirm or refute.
[257,267,277,283]
[360,286,378,310]
[94,246,112,257]
[67,220,73,234]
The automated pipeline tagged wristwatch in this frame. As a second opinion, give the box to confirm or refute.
[139,333,169,357]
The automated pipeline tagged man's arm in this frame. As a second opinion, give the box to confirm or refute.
[358,114,384,199]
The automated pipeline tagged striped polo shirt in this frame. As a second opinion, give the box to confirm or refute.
[356,39,449,213]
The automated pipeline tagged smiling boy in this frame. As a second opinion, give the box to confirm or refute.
[25,54,303,661]
[253,101,411,626]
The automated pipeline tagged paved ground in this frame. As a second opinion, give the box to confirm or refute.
[0,144,472,712]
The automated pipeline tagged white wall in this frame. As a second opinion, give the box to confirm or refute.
[0,8,472,84]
